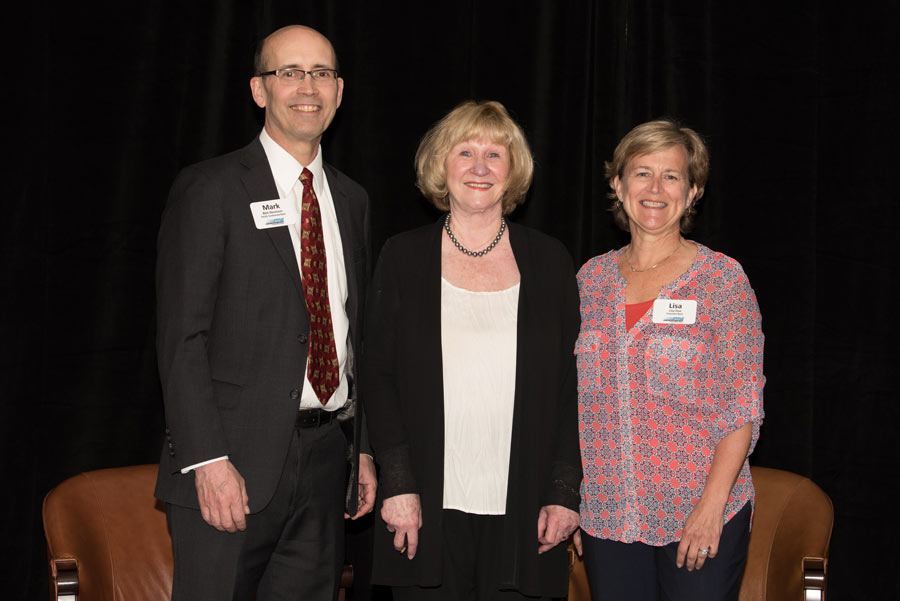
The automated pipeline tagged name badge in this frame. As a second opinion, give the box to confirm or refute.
[249,199,298,229]
[652,299,697,324]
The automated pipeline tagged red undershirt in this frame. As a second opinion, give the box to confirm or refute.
[625,299,655,331]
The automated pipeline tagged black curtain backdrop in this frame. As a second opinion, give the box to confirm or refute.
[3,1,897,599]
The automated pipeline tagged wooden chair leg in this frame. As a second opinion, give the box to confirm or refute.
[338,563,354,601]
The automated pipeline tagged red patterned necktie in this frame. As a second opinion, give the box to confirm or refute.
[299,168,339,405]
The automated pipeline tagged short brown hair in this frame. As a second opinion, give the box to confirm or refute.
[415,101,534,215]
[605,119,709,232]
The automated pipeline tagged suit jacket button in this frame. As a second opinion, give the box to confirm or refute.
[168,441,174,448]
[297,333,308,344]
[169,450,176,456]
[290,389,300,400]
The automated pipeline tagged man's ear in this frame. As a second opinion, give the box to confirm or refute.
[250,76,267,109]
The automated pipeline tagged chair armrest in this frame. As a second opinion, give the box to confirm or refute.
[802,557,827,601]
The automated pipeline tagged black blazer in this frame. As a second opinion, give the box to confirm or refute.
[154,137,370,515]
[363,219,582,597]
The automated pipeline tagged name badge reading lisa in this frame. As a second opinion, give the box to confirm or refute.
[249,199,298,229]
[652,299,697,325]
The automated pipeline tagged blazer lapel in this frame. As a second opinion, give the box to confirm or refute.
[238,138,304,299]
[326,164,359,327]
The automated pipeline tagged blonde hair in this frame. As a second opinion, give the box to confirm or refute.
[606,119,709,232]
[415,101,534,214]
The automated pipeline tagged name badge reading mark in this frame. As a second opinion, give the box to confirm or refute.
[250,199,298,229]
[652,299,697,325]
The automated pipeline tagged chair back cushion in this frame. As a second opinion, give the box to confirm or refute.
[42,464,173,601]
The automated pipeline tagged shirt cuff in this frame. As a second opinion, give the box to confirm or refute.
[180,455,229,474]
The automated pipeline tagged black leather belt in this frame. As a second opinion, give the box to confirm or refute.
[295,408,337,428]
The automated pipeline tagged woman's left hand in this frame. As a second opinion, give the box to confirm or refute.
[537,505,579,554]
[677,423,753,571]
[677,498,725,571]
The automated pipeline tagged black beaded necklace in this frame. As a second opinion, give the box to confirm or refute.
[444,213,507,258]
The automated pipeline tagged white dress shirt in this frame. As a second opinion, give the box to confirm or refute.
[258,128,350,412]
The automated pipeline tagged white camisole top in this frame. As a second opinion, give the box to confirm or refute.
[440,277,520,515]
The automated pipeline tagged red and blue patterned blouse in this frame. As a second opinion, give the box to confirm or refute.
[576,243,765,546]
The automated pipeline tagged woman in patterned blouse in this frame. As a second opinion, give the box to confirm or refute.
[573,119,765,601]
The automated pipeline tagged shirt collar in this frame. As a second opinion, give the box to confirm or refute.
[258,128,325,199]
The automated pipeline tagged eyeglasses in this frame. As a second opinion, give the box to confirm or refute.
[256,68,339,85]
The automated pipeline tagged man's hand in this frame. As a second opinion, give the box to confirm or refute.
[347,454,377,519]
[381,493,422,559]
[537,504,579,554]
[194,459,250,532]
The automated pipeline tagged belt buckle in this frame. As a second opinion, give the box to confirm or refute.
[298,409,322,428]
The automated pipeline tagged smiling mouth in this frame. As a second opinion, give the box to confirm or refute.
[465,182,493,189]
[290,105,320,113]
[640,200,667,208]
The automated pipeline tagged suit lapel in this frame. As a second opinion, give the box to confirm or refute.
[238,138,304,298]
[326,163,359,326]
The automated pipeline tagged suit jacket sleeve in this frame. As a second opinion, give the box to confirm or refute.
[156,165,230,471]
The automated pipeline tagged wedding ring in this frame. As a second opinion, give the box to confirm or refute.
[699,548,709,556]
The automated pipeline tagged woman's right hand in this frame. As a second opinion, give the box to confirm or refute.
[381,493,423,559]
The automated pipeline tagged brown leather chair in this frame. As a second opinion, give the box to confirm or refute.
[43,464,172,601]
[42,464,353,601]
[738,466,833,601]
[566,466,833,601]
[567,542,591,601]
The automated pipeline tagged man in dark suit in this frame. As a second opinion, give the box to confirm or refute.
[154,25,376,601]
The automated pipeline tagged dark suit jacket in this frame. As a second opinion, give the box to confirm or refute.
[363,219,582,597]
[154,137,370,515]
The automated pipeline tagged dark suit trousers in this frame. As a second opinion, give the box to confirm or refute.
[167,419,347,601]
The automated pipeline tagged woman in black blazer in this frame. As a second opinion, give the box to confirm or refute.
[364,100,582,600]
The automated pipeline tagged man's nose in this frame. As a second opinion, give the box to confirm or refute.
[296,75,317,93]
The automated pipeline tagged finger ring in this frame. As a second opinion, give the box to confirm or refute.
[699,548,709,555]
[399,545,407,554]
